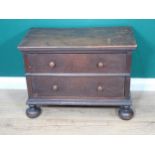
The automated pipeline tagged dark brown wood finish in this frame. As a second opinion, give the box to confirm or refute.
[18,27,137,51]
[126,52,132,73]
[124,53,132,98]
[27,98,132,106]
[18,27,137,120]
[28,76,125,98]
[124,77,131,98]
[26,53,127,73]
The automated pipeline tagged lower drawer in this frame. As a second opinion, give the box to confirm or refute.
[27,76,125,99]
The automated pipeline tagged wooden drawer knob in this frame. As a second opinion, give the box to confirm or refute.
[52,84,59,91]
[49,61,56,68]
[97,85,103,91]
[97,62,104,68]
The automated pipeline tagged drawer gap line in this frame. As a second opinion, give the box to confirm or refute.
[26,73,130,77]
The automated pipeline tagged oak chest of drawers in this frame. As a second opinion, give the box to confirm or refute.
[18,27,137,120]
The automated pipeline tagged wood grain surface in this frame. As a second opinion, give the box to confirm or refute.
[18,27,137,51]
[29,76,125,98]
[26,53,127,73]
[0,90,155,134]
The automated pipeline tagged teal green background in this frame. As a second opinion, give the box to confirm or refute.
[0,19,155,77]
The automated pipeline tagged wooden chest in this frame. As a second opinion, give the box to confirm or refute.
[18,27,137,120]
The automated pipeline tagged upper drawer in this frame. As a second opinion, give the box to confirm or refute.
[24,53,126,73]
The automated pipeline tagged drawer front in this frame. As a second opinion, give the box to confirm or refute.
[25,53,126,73]
[28,76,125,99]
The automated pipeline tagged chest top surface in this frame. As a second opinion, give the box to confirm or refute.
[18,27,137,52]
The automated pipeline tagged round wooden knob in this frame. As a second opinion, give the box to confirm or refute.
[49,61,55,68]
[97,62,104,68]
[97,85,103,91]
[52,84,58,91]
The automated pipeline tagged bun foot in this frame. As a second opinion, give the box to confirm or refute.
[118,105,134,120]
[26,105,41,118]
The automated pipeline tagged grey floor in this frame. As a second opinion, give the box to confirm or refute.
[0,90,155,134]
